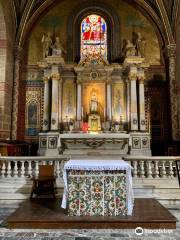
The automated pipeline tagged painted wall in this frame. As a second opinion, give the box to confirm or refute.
[27,0,161,66]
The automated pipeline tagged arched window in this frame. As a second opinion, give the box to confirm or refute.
[81,14,107,60]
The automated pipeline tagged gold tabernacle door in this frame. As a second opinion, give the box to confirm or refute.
[88,114,101,131]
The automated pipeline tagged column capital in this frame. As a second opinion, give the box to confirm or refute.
[137,69,145,83]
[77,80,82,84]
[128,66,138,81]
[51,73,60,81]
[167,44,176,58]
[43,76,49,82]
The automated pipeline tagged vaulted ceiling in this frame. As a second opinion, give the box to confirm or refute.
[4,0,180,45]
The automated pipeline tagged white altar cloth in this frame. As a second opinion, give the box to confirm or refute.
[61,159,134,215]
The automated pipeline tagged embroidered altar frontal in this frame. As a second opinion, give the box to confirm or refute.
[67,169,127,216]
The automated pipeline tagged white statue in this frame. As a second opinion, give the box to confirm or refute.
[125,40,136,57]
[90,91,98,112]
[132,32,146,57]
[121,39,136,58]
[41,32,53,58]
[52,37,65,57]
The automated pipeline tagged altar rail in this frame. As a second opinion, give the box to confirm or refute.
[0,156,69,180]
[0,156,179,180]
[124,156,179,179]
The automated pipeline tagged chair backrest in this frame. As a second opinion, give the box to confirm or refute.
[39,165,54,177]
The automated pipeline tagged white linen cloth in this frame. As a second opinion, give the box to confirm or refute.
[61,159,134,215]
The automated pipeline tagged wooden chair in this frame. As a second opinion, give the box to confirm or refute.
[30,165,56,198]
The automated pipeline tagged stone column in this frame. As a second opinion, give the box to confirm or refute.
[42,76,50,131]
[11,46,23,140]
[138,69,146,131]
[129,66,138,131]
[58,78,62,122]
[107,81,112,121]
[126,79,130,130]
[77,82,82,121]
[167,44,178,140]
[51,73,59,130]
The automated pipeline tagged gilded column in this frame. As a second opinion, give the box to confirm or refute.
[167,44,178,140]
[107,81,112,121]
[138,69,146,131]
[129,66,138,131]
[42,76,50,131]
[77,82,82,121]
[51,73,59,130]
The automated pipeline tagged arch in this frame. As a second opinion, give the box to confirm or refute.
[67,1,120,62]
[18,0,174,53]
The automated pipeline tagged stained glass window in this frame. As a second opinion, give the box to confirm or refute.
[81,14,107,60]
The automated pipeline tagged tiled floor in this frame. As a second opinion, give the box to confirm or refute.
[0,206,180,239]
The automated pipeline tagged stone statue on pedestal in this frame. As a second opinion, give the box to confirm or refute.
[41,32,53,58]
[52,37,65,57]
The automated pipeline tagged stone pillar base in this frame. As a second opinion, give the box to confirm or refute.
[129,132,151,156]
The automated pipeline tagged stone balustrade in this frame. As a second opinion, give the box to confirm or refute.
[0,156,179,180]
[124,156,178,179]
[0,156,69,180]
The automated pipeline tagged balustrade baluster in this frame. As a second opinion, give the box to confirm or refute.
[1,161,6,177]
[169,161,174,178]
[140,160,145,178]
[7,161,11,177]
[161,161,166,178]
[21,161,25,178]
[133,161,138,178]
[154,161,159,178]
[14,161,18,177]
[35,161,39,176]
[147,160,153,178]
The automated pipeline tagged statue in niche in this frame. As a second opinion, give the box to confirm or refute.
[90,91,98,113]
[132,32,146,57]
[52,37,66,57]
[41,32,53,58]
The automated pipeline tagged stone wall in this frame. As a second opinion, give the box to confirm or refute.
[0,2,15,139]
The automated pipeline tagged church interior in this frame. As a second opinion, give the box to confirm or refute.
[0,0,180,237]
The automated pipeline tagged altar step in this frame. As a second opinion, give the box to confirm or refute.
[0,181,180,206]
[5,198,177,229]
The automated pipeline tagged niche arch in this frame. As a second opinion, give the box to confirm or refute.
[67,1,121,63]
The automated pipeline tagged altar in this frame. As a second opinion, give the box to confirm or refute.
[61,159,134,216]
[38,33,152,157]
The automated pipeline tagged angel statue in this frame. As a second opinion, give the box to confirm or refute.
[121,39,136,58]
[52,37,66,57]
[41,32,53,58]
[132,32,146,57]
